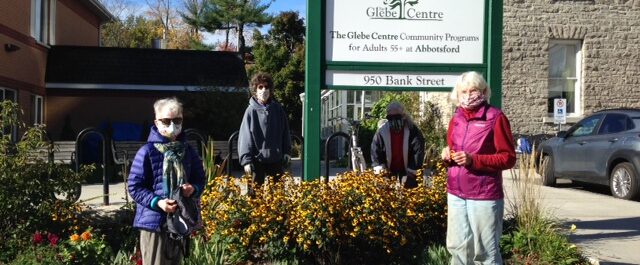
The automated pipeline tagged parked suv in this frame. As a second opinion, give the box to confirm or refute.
[538,108,640,200]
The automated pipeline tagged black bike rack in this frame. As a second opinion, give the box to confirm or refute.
[226,131,240,176]
[184,128,206,156]
[324,132,350,182]
[76,127,109,205]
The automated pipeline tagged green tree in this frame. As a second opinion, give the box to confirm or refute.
[100,15,163,48]
[250,11,305,134]
[184,0,272,55]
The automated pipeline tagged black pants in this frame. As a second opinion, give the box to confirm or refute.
[253,161,284,185]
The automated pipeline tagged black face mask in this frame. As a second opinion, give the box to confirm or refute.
[386,114,404,131]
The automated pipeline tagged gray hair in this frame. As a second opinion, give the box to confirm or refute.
[153,97,183,117]
[386,101,405,115]
[450,71,491,104]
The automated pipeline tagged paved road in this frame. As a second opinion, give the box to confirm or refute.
[503,170,640,265]
[80,161,640,264]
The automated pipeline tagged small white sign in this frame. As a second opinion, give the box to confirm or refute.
[326,70,460,88]
[554,98,567,124]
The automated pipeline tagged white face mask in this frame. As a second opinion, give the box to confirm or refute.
[257,89,270,103]
[158,122,182,139]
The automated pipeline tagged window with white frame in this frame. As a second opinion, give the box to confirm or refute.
[548,40,582,116]
[31,95,44,125]
[31,0,55,44]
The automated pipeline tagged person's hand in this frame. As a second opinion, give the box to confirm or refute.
[158,199,177,213]
[441,147,451,161]
[244,164,253,175]
[451,151,472,166]
[284,154,291,164]
[373,165,385,175]
[181,183,194,197]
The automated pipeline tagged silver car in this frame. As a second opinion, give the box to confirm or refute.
[538,109,640,200]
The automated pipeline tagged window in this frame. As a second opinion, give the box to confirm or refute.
[1,87,17,102]
[1,87,18,140]
[31,95,44,125]
[548,40,582,116]
[598,113,632,135]
[568,114,602,137]
[31,0,54,44]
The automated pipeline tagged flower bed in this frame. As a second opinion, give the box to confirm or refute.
[200,164,448,264]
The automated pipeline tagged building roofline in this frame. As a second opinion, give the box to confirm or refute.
[85,0,116,22]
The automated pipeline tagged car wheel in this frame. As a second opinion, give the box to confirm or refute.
[541,155,556,187]
[610,162,639,200]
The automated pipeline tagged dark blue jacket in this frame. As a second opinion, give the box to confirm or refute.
[238,97,291,166]
[128,126,205,232]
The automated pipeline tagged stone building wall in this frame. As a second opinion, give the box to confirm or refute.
[503,0,640,135]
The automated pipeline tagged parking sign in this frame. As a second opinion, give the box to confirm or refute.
[554,99,566,124]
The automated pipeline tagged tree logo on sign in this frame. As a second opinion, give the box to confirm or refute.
[366,0,444,21]
[384,0,419,19]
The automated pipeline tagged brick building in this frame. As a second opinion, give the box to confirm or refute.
[0,0,113,139]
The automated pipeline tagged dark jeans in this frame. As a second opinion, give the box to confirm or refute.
[253,161,284,185]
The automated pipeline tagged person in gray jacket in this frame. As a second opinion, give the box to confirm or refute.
[238,72,291,185]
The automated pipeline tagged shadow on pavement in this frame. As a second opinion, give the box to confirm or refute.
[554,180,612,197]
[568,217,640,243]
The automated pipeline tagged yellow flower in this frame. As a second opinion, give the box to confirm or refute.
[570,224,577,233]
[81,231,92,241]
[70,234,81,242]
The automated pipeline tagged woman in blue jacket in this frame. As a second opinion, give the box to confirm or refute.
[128,97,205,265]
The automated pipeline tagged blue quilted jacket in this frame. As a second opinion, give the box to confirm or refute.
[127,126,205,232]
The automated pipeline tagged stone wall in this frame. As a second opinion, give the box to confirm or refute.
[503,0,640,135]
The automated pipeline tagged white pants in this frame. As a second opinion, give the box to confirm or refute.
[446,193,504,265]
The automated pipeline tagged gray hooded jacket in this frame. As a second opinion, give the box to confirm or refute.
[238,97,291,166]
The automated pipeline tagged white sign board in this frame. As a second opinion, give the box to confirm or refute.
[325,0,485,64]
[554,98,567,124]
[326,70,460,88]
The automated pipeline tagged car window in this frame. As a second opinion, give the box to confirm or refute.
[568,114,602,137]
[598,113,629,134]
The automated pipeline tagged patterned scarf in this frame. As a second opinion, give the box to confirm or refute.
[154,142,186,198]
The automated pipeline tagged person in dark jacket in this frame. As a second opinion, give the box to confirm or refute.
[441,72,516,265]
[128,97,205,265]
[371,101,425,188]
[238,72,291,185]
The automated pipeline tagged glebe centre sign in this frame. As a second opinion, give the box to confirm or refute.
[326,0,485,64]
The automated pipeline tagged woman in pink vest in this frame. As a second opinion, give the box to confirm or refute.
[441,71,516,264]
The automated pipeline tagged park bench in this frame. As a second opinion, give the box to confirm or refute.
[111,140,210,177]
[28,141,77,166]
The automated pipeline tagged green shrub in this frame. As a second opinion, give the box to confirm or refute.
[0,101,93,262]
[60,228,113,265]
[9,231,64,265]
[419,245,451,265]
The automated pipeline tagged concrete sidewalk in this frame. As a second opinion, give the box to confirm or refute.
[503,170,640,265]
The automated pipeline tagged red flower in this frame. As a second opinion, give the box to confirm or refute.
[33,232,44,245]
[47,232,59,246]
